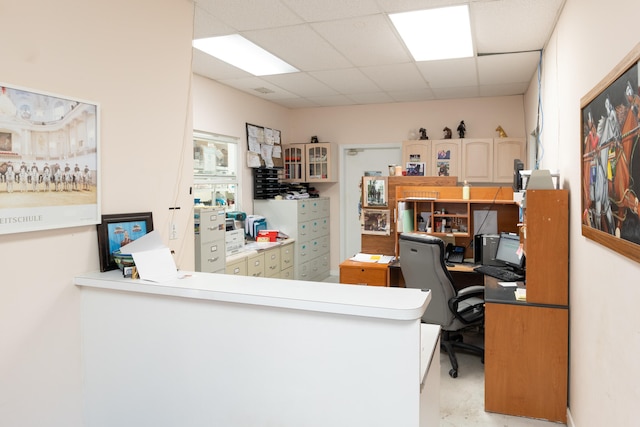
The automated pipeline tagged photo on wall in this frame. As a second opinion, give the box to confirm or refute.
[580,43,640,264]
[0,82,100,235]
[363,176,387,207]
[362,209,390,236]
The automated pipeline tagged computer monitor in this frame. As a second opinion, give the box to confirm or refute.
[495,232,525,271]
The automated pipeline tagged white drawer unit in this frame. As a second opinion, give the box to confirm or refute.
[195,206,226,273]
[224,241,295,279]
[254,198,330,281]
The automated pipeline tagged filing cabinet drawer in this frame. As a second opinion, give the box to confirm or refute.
[196,238,225,273]
[264,247,281,278]
[280,266,294,280]
[280,241,294,271]
[247,252,265,277]
[225,258,247,276]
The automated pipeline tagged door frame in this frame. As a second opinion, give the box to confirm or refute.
[339,143,402,263]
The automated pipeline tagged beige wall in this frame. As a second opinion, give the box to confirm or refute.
[523,0,640,426]
[3,0,639,426]
[0,1,194,425]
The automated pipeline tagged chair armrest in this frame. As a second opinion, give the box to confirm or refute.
[457,285,484,297]
[449,286,485,325]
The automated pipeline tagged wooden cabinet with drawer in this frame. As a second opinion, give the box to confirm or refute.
[339,260,389,287]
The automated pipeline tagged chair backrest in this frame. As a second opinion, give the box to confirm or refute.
[399,233,456,326]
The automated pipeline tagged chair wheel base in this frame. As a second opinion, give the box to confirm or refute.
[449,368,458,378]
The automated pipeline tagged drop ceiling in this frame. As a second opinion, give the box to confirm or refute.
[192,0,565,109]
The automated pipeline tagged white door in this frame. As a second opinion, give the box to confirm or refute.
[340,145,402,262]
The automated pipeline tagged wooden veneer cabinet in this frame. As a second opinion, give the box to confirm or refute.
[485,189,569,423]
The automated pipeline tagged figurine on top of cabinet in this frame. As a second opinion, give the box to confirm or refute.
[443,127,452,139]
[310,135,319,143]
[495,125,508,138]
[419,128,429,140]
[457,120,466,138]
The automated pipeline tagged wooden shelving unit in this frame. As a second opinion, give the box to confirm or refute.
[394,185,519,258]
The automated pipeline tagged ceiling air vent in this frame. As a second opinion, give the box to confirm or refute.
[253,87,274,94]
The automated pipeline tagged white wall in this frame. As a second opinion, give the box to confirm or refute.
[0,1,194,426]
[523,0,640,425]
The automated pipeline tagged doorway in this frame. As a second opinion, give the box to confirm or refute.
[339,144,402,262]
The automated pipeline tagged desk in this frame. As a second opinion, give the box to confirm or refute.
[484,280,568,423]
[341,259,483,290]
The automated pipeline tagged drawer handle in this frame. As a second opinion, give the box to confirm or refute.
[233,267,240,274]
[208,257,219,263]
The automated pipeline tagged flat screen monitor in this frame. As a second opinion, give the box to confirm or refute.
[495,232,525,270]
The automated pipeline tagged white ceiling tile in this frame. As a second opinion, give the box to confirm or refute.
[197,0,303,31]
[307,95,360,107]
[276,98,321,109]
[388,88,436,102]
[416,57,478,88]
[311,14,411,67]
[193,6,236,39]
[471,0,564,53]
[432,85,480,99]
[243,25,351,71]
[479,83,530,97]
[280,0,382,21]
[309,68,380,94]
[262,73,338,97]
[347,92,395,104]
[376,0,467,14]
[361,63,428,92]
[217,77,300,99]
[192,50,254,80]
[477,51,540,85]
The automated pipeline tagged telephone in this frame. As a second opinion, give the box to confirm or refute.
[445,244,466,263]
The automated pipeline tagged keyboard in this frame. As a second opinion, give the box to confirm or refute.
[474,265,524,282]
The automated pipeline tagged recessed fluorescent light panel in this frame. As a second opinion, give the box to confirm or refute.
[390,5,474,61]
[193,34,299,76]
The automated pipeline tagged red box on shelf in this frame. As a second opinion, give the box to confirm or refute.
[257,230,278,242]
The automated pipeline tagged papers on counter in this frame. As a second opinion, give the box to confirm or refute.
[350,253,395,264]
[514,288,527,301]
[498,282,518,287]
[120,231,178,283]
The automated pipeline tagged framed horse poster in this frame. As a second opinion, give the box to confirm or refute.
[0,82,100,235]
[580,43,640,263]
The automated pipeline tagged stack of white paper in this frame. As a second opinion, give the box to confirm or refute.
[119,230,178,282]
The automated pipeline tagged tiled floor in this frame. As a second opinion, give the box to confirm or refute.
[323,275,565,426]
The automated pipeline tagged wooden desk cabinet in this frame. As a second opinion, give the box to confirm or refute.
[484,189,569,423]
[339,260,389,286]
[485,299,568,422]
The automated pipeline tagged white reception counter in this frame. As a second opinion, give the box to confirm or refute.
[75,270,440,426]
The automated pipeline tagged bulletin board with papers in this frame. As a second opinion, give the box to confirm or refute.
[246,122,283,169]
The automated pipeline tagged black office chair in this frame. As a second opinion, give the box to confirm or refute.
[399,233,484,378]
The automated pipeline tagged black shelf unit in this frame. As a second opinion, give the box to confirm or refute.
[253,168,285,199]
